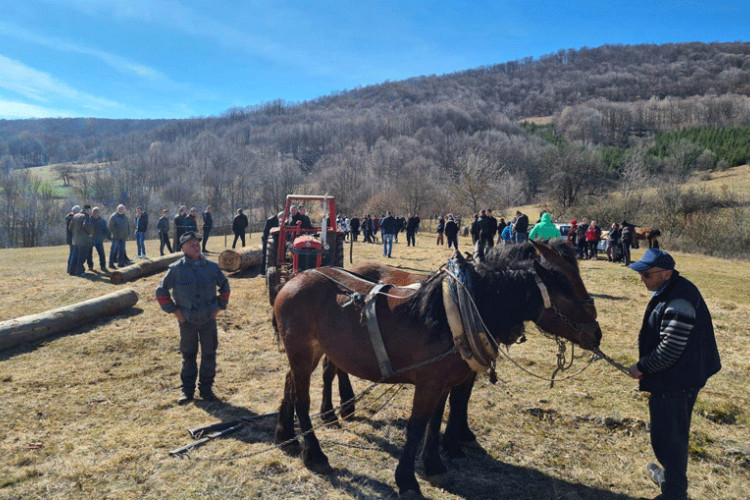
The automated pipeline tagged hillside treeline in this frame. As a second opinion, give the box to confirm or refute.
[1,42,750,257]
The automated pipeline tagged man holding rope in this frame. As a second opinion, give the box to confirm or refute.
[627,249,721,500]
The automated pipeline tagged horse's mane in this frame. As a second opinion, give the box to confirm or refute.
[400,240,579,344]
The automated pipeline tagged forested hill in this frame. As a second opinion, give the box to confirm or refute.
[3,42,749,170]
[2,42,750,256]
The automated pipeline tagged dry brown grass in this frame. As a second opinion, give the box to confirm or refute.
[0,234,748,499]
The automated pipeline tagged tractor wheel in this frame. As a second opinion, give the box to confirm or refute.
[267,266,280,306]
[266,235,278,268]
[335,233,344,267]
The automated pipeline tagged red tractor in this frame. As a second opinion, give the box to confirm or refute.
[265,194,345,305]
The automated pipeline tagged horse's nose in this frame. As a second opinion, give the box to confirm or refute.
[583,323,602,349]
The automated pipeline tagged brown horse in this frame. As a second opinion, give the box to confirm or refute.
[633,226,661,248]
[319,263,429,423]
[273,240,601,496]
[320,260,526,458]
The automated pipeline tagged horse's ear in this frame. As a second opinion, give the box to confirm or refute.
[529,239,558,264]
[454,250,466,264]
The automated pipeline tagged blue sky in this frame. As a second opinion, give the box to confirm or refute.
[0,0,747,120]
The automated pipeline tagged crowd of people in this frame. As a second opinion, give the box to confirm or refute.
[64,203,236,277]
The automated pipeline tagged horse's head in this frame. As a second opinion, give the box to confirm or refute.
[529,240,601,350]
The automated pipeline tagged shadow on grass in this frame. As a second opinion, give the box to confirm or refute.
[315,418,638,499]
[0,307,144,362]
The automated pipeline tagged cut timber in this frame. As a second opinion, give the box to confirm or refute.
[110,253,183,284]
[0,288,139,351]
[218,247,262,273]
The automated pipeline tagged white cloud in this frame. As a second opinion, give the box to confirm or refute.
[0,54,121,109]
[0,99,77,119]
[0,21,179,87]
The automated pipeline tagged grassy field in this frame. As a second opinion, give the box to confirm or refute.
[0,233,748,499]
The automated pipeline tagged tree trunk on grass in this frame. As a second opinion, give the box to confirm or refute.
[0,288,139,351]
[218,247,262,273]
[110,253,183,284]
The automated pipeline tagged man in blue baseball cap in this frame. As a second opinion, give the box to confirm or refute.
[627,248,721,499]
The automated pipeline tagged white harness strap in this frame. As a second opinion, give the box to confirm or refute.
[535,275,552,309]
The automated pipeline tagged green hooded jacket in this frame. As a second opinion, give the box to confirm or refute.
[529,213,562,240]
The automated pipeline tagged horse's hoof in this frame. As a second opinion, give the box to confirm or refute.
[340,403,356,420]
[319,411,338,425]
[304,457,333,475]
[279,440,301,456]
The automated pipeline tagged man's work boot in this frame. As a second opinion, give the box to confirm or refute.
[178,393,194,405]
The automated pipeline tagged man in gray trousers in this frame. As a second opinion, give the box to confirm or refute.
[156,231,230,405]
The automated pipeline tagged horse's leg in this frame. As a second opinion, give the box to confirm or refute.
[395,382,444,497]
[421,392,449,478]
[275,370,300,455]
[293,366,332,474]
[443,375,476,458]
[319,356,337,424]
[337,369,356,419]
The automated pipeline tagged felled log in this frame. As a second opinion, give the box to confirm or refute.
[218,247,262,272]
[110,253,183,284]
[0,288,139,351]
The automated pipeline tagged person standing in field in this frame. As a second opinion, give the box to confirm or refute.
[65,205,81,274]
[627,249,721,500]
[436,215,445,246]
[87,207,109,272]
[445,214,459,250]
[134,206,149,259]
[512,210,529,244]
[202,205,213,253]
[261,211,282,276]
[156,231,230,405]
[585,220,602,260]
[157,209,173,255]
[108,204,130,268]
[232,208,248,248]
[379,211,397,258]
[406,213,418,247]
[173,206,188,252]
[528,212,562,240]
[70,204,94,277]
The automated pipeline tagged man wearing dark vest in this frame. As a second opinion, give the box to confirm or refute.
[261,211,282,276]
[628,249,721,500]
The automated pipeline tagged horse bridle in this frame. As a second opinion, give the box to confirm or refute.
[533,272,600,348]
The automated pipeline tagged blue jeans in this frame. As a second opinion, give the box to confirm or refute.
[649,388,698,500]
[88,241,106,268]
[514,232,528,244]
[382,233,394,257]
[67,244,75,274]
[135,231,146,256]
[110,239,126,266]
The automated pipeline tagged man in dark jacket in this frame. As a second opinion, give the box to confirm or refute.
[512,210,529,244]
[135,206,149,259]
[628,249,721,500]
[66,205,81,274]
[232,208,249,248]
[157,209,172,255]
[156,231,230,404]
[173,206,188,252]
[350,215,360,242]
[87,207,109,272]
[202,205,213,253]
[405,213,418,247]
[70,205,94,276]
[445,215,459,250]
[261,211,282,276]
[380,211,397,258]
